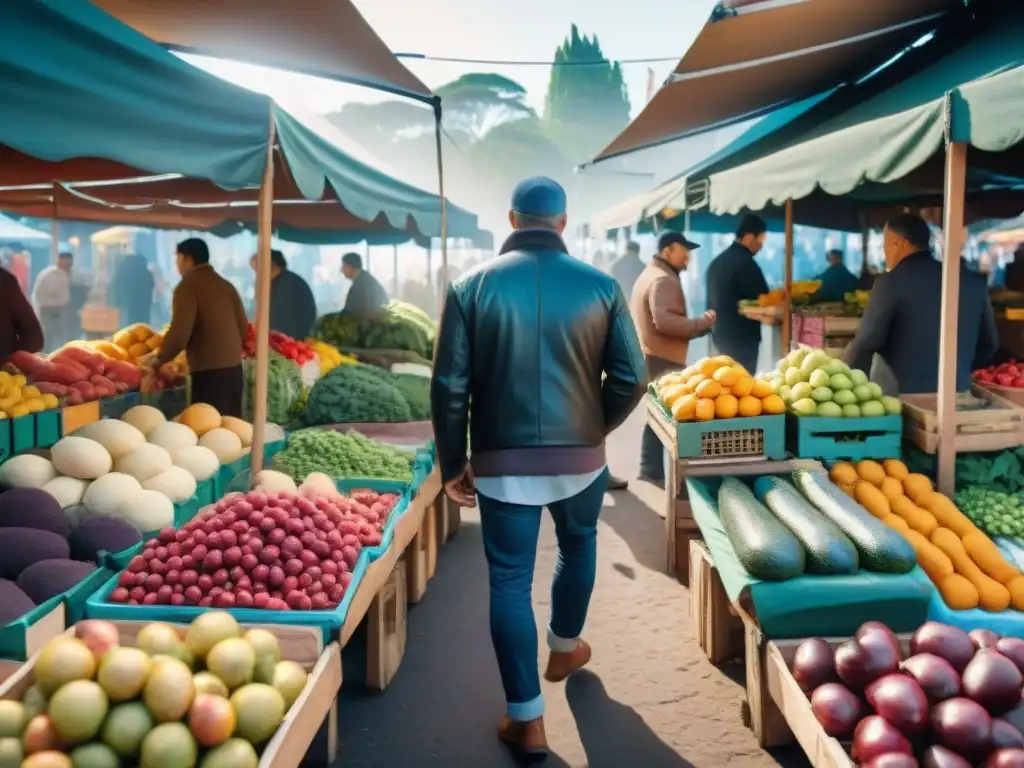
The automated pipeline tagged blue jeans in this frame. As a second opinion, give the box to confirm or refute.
[477,469,608,722]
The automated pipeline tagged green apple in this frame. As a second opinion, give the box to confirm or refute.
[785,367,808,386]
[841,404,862,418]
[881,395,902,415]
[829,373,853,391]
[818,402,843,418]
[791,398,818,416]
[811,387,834,403]
[833,389,857,406]
[778,384,793,403]
[809,369,831,389]
[850,369,869,387]
[852,384,874,403]
[861,400,886,417]
[790,382,814,402]
[867,382,884,399]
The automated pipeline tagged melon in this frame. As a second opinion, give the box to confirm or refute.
[142,467,197,504]
[176,403,222,437]
[0,529,70,580]
[73,420,145,460]
[114,444,172,482]
[0,488,71,537]
[41,476,89,511]
[17,560,96,605]
[147,422,198,456]
[68,517,141,563]
[0,580,36,626]
[50,437,112,480]
[62,504,89,529]
[297,472,334,500]
[83,474,142,518]
[174,446,220,482]
[119,490,174,533]
[198,428,243,463]
[120,405,165,437]
[0,454,57,489]
[253,470,296,495]
[219,417,253,447]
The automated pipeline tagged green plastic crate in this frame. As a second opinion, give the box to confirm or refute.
[787,413,902,461]
[35,410,62,448]
[0,420,10,464]
[648,392,786,460]
[100,391,140,420]
[195,477,216,507]
[11,415,34,453]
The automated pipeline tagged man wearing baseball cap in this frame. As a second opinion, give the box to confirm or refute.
[631,231,715,487]
[431,175,646,758]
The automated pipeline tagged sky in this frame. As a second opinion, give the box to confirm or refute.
[183,0,722,118]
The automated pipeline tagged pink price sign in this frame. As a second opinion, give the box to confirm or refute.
[792,315,825,349]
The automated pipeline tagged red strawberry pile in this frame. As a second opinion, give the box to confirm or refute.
[107,487,400,610]
[242,324,316,365]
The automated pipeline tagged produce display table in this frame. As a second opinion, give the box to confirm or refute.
[901,385,1024,454]
[687,475,932,638]
[645,397,799,582]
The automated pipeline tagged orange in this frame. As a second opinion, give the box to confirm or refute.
[712,366,740,388]
[714,394,739,419]
[684,374,706,393]
[751,379,775,399]
[711,355,736,368]
[695,379,723,399]
[671,393,698,422]
[761,394,785,415]
[661,383,689,407]
[679,365,698,380]
[731,376,755,398]
[738,395,763,417]
[695,398,716,422]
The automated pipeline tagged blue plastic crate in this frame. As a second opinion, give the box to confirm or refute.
[85,549,371,645]
[35,410,62,448]
[334,478,413,561]
[787,413,901,461]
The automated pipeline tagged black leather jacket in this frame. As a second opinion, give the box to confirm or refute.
[430,229,647,483]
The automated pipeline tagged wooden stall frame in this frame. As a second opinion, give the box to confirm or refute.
[647,397,804,580]
[0,622,341,768]
[366,560,408,690]
[688,540,744,665]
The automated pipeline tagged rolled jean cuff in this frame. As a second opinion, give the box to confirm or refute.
[507,694,545,722]
[547,627,578,653]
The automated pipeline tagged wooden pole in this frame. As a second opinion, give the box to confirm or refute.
[433,102,449,313]
[782,199,794,351]
[249,105,277,480]
[50,204,59,264]
[392,244,399,296]
[859,212,870,278]
[936,141,968,496]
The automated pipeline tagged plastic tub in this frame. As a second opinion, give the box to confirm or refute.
[334,478,412,561]
[85,549,371,645]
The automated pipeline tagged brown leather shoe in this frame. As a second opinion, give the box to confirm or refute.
[498,715,549,762]
[544,638,592,683]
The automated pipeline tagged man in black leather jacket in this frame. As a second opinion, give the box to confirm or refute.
[431,176,646,758]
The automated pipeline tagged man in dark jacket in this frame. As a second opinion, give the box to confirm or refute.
[113,252,155,326]
[815,249,860,302]
[0,266,44,360]
[250,250,317,339]
[431,176,645,758]
[706,214,769,373]
[341,252,388,319]
[845,213,999,394]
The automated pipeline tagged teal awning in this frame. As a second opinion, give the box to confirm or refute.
[0,215,50,243]
[709,5,1024,217]
[1,0,478,240]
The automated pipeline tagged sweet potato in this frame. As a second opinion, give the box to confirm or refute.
[931,527,1010,611]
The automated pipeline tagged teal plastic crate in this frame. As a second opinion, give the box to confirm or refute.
[85,549,371,645]
[675,415,786,459]
[787,413,902,461]
[334,478,412,560]
[0,565,112,660]
[100,391,141,420]
[195,477,216,507]
[36,410,61,448]
[11,414,35,453]
[100,495,206,570]
[216,438,288,496]
[0,420,10,464]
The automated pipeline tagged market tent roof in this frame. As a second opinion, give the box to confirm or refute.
[0,214,49,242]
[1,1,473,239]
[709,46,1024,216]
[90,0,433,103]
[588,0,964,166]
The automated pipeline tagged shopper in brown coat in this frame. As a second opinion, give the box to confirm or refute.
[152,238,249,417]
[630,231,715,486]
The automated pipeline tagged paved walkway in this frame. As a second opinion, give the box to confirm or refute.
[337,408,811,767]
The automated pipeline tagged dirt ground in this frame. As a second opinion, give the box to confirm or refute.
[337,407,813,767]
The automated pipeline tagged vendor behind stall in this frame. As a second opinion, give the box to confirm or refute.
[844,213,999,395]
[147,238,249,417]
[814,249,860,302]
[341,252,388,319]
[0,266,43,359]
[249,249,317,340]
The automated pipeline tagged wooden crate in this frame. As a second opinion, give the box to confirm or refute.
[688,541,743,665]
[902,385,1024,454]
[445,497,462,540]
[0,622,342,768]
[405,495,436,603]
[738,608,793,749]
[673,515,701,586]
[366,560,408,691]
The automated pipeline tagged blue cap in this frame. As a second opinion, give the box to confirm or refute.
[511,176,566,217]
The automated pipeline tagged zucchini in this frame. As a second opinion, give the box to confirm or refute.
[718,478,806,581]
[792,468,916,574]
[753,476,859,575]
